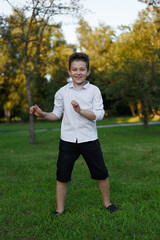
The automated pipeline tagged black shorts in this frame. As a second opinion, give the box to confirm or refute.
[56,139,109,182]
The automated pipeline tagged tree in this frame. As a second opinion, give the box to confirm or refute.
[0,19,27,122]
[138,0,160,8]
[138,0,160,32]
[106,10,160,127]
[1,0,84,143]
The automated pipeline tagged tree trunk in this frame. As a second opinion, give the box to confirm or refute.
[29,113,35,144]
[141,101,148,129]
[143,115,148,128]
[25,75,36,144]
[129,104,136,117]
[151,106,156,116]
[4,109,11,123]
[137,101,142,118]
[137,100,148,128]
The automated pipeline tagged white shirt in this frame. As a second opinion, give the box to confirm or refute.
[52,81,105,143]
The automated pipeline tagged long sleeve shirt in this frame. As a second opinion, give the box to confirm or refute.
[52,81,105,143]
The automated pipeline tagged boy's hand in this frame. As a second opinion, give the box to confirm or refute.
[71,100,96,120]
[71,100,80,113]
[30,105,44,117]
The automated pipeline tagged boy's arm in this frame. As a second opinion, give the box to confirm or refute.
[71,87,104,121]
[71,101,96,120]
[92,88,105,121]
[30,105,59,121]
[30,89,64,121]
[80,109,96,120]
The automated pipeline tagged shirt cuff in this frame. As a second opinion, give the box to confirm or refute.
[52,109,62,119]
[93,110,105,121]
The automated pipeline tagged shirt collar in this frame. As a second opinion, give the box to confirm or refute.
[69,81,90,90]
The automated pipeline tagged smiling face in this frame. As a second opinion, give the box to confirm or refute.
[68,60,90,89]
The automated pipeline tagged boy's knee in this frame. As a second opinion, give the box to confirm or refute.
[56,172,71,183]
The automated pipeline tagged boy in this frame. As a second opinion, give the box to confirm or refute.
[30,52,118,215]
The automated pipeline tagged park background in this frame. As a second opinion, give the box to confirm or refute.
[0,0,160,239]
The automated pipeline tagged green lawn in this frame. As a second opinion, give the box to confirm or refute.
[0,121,160,240]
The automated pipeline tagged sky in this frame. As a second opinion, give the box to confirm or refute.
[1,0,147,44]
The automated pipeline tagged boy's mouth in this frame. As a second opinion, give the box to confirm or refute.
[75,76,82,79]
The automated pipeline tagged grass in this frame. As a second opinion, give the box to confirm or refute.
[0,120,160,240]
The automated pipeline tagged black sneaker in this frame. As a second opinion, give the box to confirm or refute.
[106,204,118,213]
[51,210,65,217]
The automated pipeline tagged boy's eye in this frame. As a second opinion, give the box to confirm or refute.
[72,68,85,71]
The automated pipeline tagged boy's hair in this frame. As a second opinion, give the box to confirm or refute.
[69,52,90,71]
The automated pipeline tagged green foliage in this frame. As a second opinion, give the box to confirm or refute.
[0,6,160,126]
[105,10,160,123]
[0,122,160,239]
[0,0,84,131]
[0,8,75,121]
[76,19,115,91]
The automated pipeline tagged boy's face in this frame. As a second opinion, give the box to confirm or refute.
[68,60,90,87]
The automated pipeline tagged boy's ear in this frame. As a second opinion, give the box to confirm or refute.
[87,69,91,76]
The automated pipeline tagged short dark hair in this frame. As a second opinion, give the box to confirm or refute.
[69,52,90,71]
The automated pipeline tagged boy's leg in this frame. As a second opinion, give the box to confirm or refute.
[81,140,118,212]
[55,140,80,214]
[98,177,111,208]
[56,180,67,213]
[98,178,118,212]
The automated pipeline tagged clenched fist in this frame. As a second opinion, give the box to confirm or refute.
[30,105,44,117]
[71,100,81,113]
